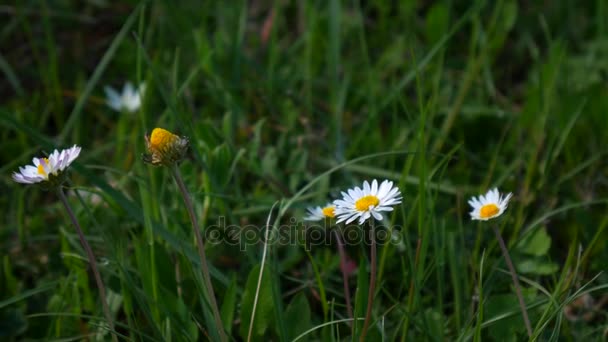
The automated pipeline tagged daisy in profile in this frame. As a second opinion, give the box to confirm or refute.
[304,203,335,221]
[104,82,145,113]
[468,188,512,221]
[334,179,402,224]
[12,145,81,185]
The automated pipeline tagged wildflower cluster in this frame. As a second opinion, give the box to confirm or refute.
[10,121,520,342]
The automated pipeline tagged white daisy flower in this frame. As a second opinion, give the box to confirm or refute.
[304,203,336,221]
[334,179,402,224]
[468,188,513,221]
[12,145,81,184]
[104,82,145,112]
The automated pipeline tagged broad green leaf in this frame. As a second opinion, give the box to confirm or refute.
[284,293,311,341]
[484,294,526,341]
[516,227,551,256]
[240,264,274,341]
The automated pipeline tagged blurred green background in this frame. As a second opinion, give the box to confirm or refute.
[1,0,607,340]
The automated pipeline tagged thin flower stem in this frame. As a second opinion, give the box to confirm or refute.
[57,188,117,342]
[171,166,227,342]
[334,229,353,323]
[360,221,377,342]
[492,225,532,338]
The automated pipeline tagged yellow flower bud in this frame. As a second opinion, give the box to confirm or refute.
[143,128,189,166]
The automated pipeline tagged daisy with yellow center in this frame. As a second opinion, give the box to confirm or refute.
[12,145,81,184]
[334,179,402,224]
[304,204,336,221]
[143,127,189,166]
[468,188,512,221]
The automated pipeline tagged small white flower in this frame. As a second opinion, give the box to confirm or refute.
[304,204,336,221]
[104,82,145,112]
[334,179,402,224]
[468,188,512,221]
[12,145,81,184]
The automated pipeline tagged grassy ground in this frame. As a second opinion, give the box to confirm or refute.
[1,0,608,341]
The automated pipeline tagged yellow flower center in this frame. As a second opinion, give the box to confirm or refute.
[480,204,499,219]
[37,158,49,175]
[322,206,335,218]
[149,128,179,152]
[355,195,380,212]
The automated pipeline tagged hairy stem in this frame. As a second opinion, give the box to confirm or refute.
[57,188,117,342]
[171,166,227,342]
[493,225,532,338]
[360,222,377,341]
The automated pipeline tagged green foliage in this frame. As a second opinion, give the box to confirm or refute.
[283,293,311,341]
[239,264,274,341]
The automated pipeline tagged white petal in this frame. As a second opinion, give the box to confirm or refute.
[67,146,81,164]
[371,179,379,195]
[363,180,371,194]
[124,82,135,98]
[377,180,391,199]
[371,210,383,220]
[502,192,513,207]
[104,86,122,111]
[345,213,360,224]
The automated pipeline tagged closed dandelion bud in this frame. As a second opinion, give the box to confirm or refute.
[143,127,189,166]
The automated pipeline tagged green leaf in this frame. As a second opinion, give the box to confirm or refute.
[501,1,518,32]
[516,258,559,275]
[2,256,18,297]
[284,293,311,341]
[425,3,450,44]
[261,147,278,177]
[220,274,238,336]
[209,144,234,188]
[484,294,527,341]
[424,308,444,340]
[353,255,369,337]
[240,264,274,341]
[516,227,551,256]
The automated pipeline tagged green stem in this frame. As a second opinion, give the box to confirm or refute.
[171,166,227,342]
[334,229,353,323]
[359,221,376,341]
[492,225,532,338]
[57,188,117,342]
